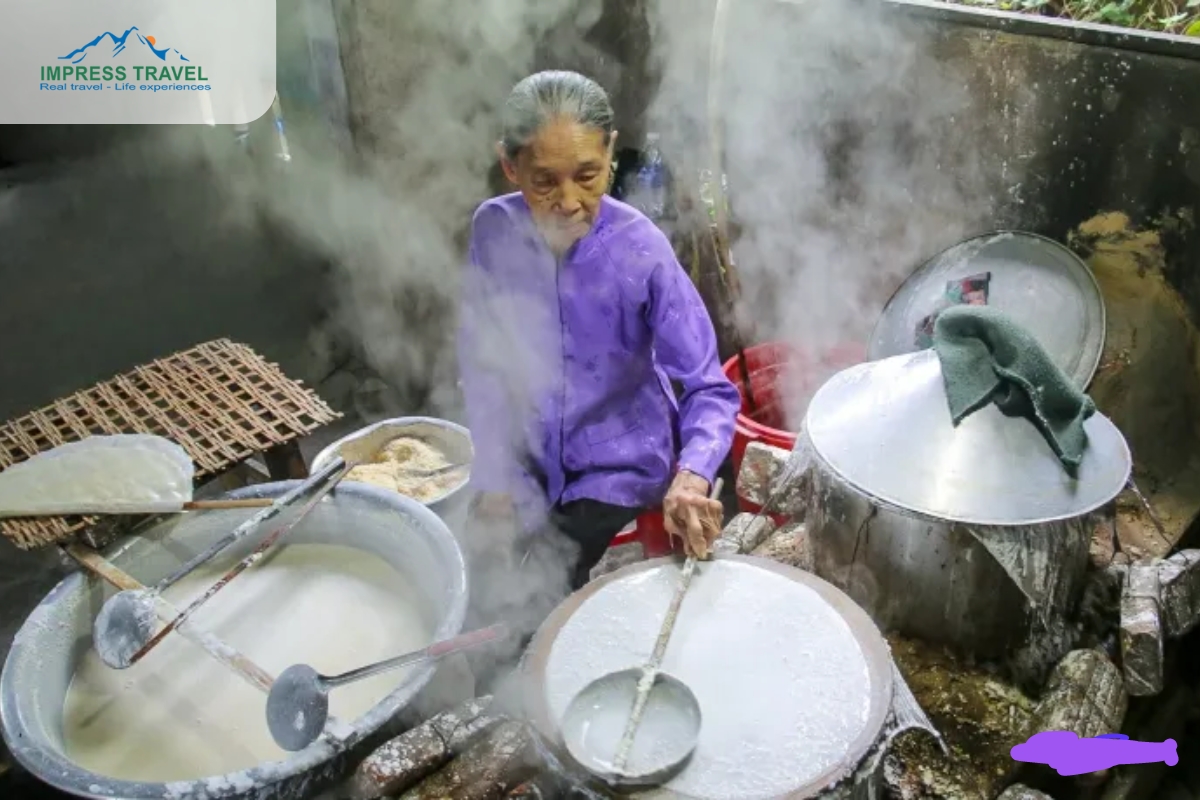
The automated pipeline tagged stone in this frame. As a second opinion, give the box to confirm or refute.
[997,784,1056,800]
[751,521,814,571]
[349,697,499,799]
[508,780,599,800]
[735,441,786,507]
[735,441,808,517]
[1158,549,1200,637]
[1029,649,1127,739]
[400,720,539,800]
[713,512,776,555]
[1119,562,1164,696]
[1089,516,1118,568]
[1077,562,1126,645]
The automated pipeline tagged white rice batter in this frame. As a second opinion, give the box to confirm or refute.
[544,559,878,799]
[62,543,432,783]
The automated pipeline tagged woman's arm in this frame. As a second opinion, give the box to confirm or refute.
[458,206,554,532]
[458,209,520,497]
[644,237,742,485]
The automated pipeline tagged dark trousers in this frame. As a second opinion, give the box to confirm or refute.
[464,498,641,697]
[550,499,643,590]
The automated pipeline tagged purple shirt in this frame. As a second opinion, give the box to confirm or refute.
[457,193,740,531]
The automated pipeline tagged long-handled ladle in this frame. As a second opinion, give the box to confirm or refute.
[65,542,356,743]
[560,478,722,787]
[64,543,277,693]
[93,457,352,670]
[266,623,511,752]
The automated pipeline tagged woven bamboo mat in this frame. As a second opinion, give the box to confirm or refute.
[0,340,341,550]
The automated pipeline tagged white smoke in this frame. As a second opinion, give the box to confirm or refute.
[229,0,1005,693]
[0,0,1008,703]
[648,0,997,426]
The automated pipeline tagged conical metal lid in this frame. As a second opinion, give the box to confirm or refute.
[804,349,1131,526]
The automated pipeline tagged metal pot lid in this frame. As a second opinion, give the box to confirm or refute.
[804,349,1131,527]
[521,556,894,799]
[867,232,1106,389]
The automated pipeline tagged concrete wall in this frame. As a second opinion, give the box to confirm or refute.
[4,5,1187,476]
[0,0,350,424]
[0,147,328,424]
[886,1,1200,310]
[0,8,344,689]
[652,0,1200,336]
[331,0,1200,359]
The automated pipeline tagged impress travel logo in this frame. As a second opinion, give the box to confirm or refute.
[0,0,275,124]
[41,27,212,94]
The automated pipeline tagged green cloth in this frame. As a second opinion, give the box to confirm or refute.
[931,305,1096,475]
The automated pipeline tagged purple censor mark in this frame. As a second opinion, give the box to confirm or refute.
[1011,731,1178,775]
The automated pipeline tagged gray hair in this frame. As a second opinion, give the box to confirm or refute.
[500,70,615,160]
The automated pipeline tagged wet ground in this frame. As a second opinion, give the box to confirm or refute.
[885,635,1032,799]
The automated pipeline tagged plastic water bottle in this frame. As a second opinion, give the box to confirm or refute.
[636,133,667,220]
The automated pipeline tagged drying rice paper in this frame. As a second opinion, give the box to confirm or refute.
[0,434,194,517]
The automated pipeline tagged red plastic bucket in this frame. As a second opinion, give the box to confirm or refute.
[610,511,675,557]
[722,341,865,515]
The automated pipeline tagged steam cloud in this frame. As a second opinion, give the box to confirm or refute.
[0,0,1008,694]
[256,0,1004,686]
[271,0,1000,432]
[649,0,998,426]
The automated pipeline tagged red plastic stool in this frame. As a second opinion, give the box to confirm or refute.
[610,511,675,558]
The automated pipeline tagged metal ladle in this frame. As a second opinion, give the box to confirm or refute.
[266,623,510,752]
[561,478,722,787]
[561,668,702,788]
[92,458,349,670]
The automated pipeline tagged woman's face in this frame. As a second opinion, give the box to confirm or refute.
[501,117,616,252]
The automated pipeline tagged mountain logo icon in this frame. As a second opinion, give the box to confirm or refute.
[59,26,189,65]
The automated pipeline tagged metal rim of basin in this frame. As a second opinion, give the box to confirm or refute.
[310,417,475,507]
[0,480,468,800]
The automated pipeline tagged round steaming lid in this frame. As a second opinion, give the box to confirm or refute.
[522,556,894,799]
[804,349,1131,527]
[867,231,1106,389]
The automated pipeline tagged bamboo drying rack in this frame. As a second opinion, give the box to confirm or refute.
[0,339,341,550]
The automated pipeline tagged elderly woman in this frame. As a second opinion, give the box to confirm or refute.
[459,70,740,611]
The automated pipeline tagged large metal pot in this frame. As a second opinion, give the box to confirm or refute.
[802,349,1131,666]
[0,481,468,800]
[312,417,473,535]
[805,465,1091,660]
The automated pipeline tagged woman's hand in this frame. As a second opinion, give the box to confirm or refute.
[663,470,723,559]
